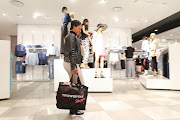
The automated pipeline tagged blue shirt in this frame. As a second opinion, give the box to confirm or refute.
[62,13,71,26]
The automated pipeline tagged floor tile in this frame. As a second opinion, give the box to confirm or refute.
[168,104,180,113]
[13,99,44,107]
[37,105,68,115]
[124,99,159,108]
[81,111,112,120]
[0,106,40,117]
[138,106,180,120]
[99,101,133,111]
[0,100,18,107]
[85,103,103,112]
[0,107,10,116]
[106,109,152,120]
[0,116,34,120]
[152,92,180,98]
[33,114,72,120]
[115,94,144,101]
[147,98,180,106]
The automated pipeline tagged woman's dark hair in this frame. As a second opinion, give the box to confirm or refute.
[70,20,81,30]
[62,7,67,12]
[82,19,89,31]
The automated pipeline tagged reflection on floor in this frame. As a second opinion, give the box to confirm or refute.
[0,78,180,120]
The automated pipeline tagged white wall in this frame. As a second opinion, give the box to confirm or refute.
[17,25,132,81]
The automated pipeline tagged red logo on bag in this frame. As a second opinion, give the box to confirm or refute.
[75,98,86,103]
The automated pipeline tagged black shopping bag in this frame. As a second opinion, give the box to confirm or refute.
[56,82,88,110]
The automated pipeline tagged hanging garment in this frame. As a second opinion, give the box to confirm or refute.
[49,61,54,79]
[120,53,126,60]
[46,45,60,57]
[109,52,119,63]
[158,54,163,70]
[121,60,126,69]
[125,47,135,58]
[15,61,26,74]
[25,53,39,66]
[15,44,26,57]
[126,60,135,77]
[38,52,48,65]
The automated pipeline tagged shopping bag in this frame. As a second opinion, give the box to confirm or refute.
[56,82,88,110]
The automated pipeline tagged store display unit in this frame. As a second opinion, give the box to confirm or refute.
[140,44,180,90]
[0,40,10,99]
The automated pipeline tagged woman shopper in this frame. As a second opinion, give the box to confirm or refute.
[80,19,92,68]
[92,23,107,78]
[60,7,72,54]
[141,36,149,75]
[64,20,84,115]
[149,33,158,76]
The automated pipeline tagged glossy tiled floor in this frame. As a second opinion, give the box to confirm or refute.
[1,78,180,120]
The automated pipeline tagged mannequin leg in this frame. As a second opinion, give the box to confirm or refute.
[94,56,99,78]
[100,57,105,78]
[100,57,104,72]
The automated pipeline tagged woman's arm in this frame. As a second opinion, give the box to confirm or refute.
[82,25,90,36]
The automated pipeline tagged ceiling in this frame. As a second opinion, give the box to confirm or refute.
[0,0,180,39]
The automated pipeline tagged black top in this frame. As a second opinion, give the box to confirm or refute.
[81,24,88,40]
[125,47,135,58]
[136,58,141,65]
[64,31,82,70]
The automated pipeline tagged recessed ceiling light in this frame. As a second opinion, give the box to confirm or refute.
[155,29,158,32]
[33,12,41,19]
[144,20,148,22]
[112,7,122,11]
[170,34,173,36]
[2,13,7,16]
[114,17,119,22]
[81,17,84,19]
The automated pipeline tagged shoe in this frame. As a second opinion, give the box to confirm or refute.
[143,70,148,76]
[100,71,105,78]
[70,110,84,115]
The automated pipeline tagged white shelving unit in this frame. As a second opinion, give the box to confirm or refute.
[0,40,10,99]
[140,44,180,90]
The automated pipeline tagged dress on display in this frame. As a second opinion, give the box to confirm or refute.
[92,32,106,57]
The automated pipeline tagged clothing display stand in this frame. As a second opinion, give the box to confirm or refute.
[81,68,113,92]
[0,40,10,99]
[140,44,180,90]
[108,49,126,79]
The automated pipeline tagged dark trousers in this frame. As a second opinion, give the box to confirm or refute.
[152,56,158,71]
[141,58,149,70]
[60,25,68,54]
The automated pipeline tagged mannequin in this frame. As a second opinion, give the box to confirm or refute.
[150,33,158,76]
[141,36,149,75]
[92,24,107,78]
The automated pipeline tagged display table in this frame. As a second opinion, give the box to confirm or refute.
[140,44,180,90]
[81,68,113,92]
[0,40,10,99]
[54,59,113,92]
